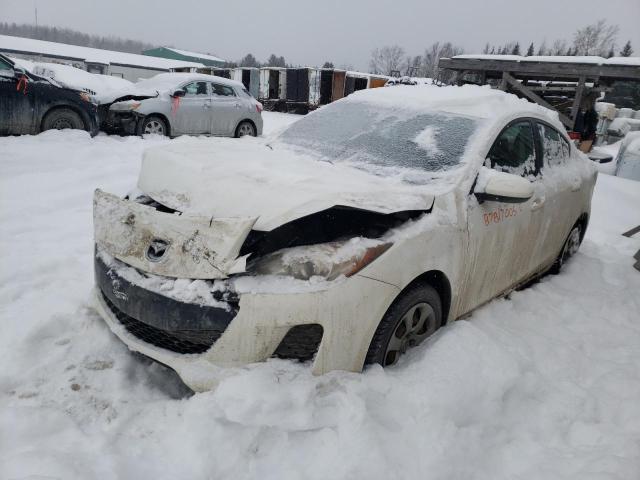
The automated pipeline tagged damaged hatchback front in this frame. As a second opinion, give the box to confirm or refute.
[93,86,596,391]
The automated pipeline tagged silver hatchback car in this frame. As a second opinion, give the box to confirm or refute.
[104,73,263,137]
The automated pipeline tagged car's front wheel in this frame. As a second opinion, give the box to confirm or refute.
[42,108,85,132]
[365,283,442,367]
[139,116,168,136]
[235,121,256,138]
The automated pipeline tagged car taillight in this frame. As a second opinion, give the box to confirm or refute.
[255,103,263,113]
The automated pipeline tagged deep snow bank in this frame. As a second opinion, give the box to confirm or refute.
[1,115,639,479]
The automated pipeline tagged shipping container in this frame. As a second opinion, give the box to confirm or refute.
[345,71,369,96]
[332,70,346,101]
[369,76,388,88]
[233,67,259,98]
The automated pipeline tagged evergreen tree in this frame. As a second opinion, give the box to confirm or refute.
[511,42,521,55]
[607,47,615,58]
[620,40,633,57]
[526,42,534,56]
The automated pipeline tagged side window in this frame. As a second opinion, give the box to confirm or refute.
[182,82,209,96]
[537,122,570,167]
[0,58,13,71]
[487,121,537,176]
[211,83,236,97]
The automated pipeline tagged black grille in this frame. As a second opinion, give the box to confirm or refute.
[273,324,323,362]
[102,293,223,354]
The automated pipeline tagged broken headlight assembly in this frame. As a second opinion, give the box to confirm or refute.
[247,239,392,281]
[110,101,141,112]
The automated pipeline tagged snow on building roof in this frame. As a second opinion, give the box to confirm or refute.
[453,54,640,67]
[162,47,225,63]
[0,35,203,70]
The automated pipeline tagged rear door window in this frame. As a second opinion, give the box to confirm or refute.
[487,120,537,177]
[537,122,571,167]
[211,83,236,97]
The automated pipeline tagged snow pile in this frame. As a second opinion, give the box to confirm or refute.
[1,113,640,479]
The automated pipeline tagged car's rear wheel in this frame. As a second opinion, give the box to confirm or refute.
[42,108,85,132]
[365,283,442,367]
[139,116,168,136]
[235,121,256,137]
[551,223,583,274]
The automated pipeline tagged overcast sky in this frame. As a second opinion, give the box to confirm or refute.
[1,0,639,70]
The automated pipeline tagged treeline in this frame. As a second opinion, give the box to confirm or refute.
[482,20,633,58]
[0,22,156,54]
[369,20,634,79]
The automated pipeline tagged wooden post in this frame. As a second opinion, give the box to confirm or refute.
[570,76,586,129]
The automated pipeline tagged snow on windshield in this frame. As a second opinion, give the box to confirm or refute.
[277,101,481,184]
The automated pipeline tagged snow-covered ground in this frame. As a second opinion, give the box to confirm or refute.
[1,112,639,479]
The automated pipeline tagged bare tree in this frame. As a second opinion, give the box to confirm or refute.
[537,41,548,56]
[550,39,568,56]
[573,19,619,56]
[369,45,405,75]
[423,42,464,80]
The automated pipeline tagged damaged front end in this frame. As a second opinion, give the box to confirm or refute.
[93,188,429,385]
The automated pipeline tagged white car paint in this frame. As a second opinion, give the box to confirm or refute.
[93,86,597,391]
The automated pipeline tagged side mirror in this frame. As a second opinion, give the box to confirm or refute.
[475,168,534,203]
[171,89,186,97]
[13,67,26,77]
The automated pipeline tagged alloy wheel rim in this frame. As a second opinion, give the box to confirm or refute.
[238,123,254,136]
[52,119,73,129]
[384,302,436,366]
[144,120,164,135]
[563,227,581,262]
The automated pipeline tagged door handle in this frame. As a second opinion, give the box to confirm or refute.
[531,196,545,211]
[571,181,581,192]
[234,103,241,109]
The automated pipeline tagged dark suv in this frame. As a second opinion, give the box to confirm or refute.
[0,54,99,136]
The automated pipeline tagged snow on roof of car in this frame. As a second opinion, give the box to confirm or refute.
[0,34,203,70]
[342,84,557,122]
[453,54,640,66]
[162,47,225,63]
[100,72,246,103]
[10,56,132,96]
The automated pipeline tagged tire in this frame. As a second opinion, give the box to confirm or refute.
[42,108,85,132]
[139,116,168,136]
[235,121,256,138]
[551,222,583,274]
[365,283,442,367]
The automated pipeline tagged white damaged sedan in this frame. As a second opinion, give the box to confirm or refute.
[93,86,596,391]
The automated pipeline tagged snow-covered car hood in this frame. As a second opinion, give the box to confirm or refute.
[138,139,436,231]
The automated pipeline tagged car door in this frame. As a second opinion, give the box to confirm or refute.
[460,119,542,313]
[0,59,35,135]
[172,81,212,135]
[209,83,242,136]
[532,121,583,268]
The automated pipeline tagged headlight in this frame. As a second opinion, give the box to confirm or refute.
[79,92,97,103]
[248,238,392,281]
[110,101,141,112]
